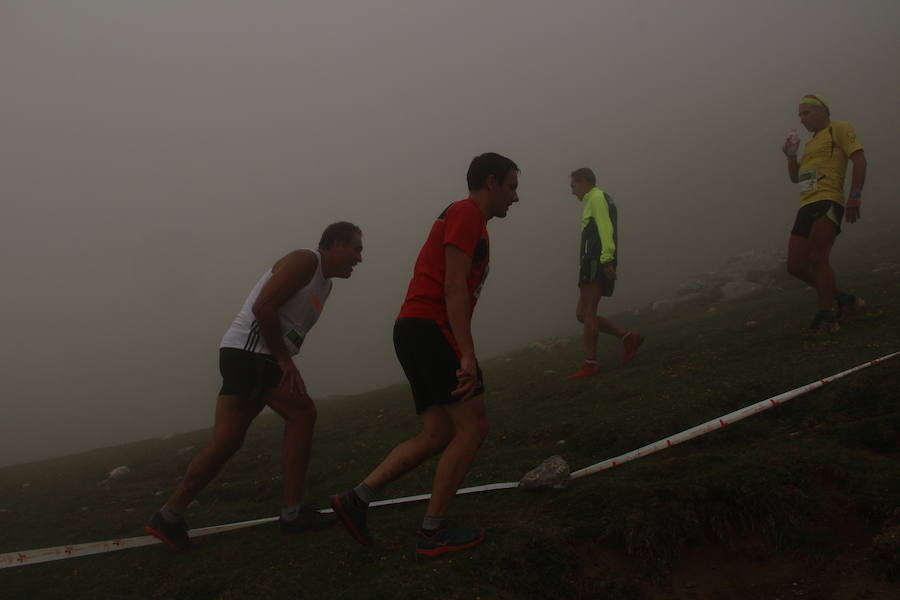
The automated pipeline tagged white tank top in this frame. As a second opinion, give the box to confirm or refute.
[220,249,332,356]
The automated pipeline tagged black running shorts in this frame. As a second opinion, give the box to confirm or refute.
[578,257,616,296]
[791,200,843,238]
[218,347,282,402]
[393,318,485,414]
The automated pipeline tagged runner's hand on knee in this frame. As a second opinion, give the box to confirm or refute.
[278,359,308,396]
[453,354,478,400]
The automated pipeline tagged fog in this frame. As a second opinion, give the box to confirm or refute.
[2,1,898,467]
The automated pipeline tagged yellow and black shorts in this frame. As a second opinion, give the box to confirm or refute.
[791,200,844,238]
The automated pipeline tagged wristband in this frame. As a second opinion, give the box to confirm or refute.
[849,191,862,199]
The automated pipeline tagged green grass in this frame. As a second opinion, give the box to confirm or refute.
[2,233,899,599]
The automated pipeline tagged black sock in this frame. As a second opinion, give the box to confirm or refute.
[421,515,447,532]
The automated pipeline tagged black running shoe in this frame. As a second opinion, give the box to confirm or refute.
[145,511,192,552]
[330,490,372,545]
[835,293,866,322]
[279,504,337,537]
[807,310,840,337]
[415,525,485,559]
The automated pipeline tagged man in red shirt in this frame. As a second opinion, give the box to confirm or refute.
[331,152,519,558]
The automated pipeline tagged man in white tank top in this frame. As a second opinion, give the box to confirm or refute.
[145,222,363,551]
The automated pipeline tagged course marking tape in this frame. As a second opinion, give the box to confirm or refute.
[2,350,897,569]
[569,350,899,479]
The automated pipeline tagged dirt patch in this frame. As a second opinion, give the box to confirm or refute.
[577,536,898,599]
[575,481,900,599]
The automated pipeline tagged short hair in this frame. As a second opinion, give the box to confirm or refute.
[319,221,361,249]
[466,152,520,192]
[570,167,596,186]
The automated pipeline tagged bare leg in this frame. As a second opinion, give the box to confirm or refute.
[166,394,264,511]
[576,283,602,361]
[576,283,629,362]
[596,314,628,338]
[363,409,454,491]
[265,388,318,508]
[786,218,838,311]
[424,395,489,518]
[787,234,816,287]
[808,217,838,311]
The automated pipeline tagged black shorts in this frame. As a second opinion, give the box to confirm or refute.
[791,200,843,238]
[218,347,282,402]
[578,257,615,296]
[393,318,485,414]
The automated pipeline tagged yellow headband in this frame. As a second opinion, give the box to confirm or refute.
[800,94,829,110]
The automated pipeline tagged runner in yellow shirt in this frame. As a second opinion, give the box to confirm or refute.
[782,94,868,335]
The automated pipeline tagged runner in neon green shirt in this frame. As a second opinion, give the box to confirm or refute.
[567,168,643,380]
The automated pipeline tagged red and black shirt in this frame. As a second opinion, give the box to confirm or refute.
[398,198,490,322]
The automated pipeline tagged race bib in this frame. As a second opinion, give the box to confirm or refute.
[798,169,817,193]
[284,329,305,356]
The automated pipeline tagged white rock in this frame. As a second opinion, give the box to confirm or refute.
[519,455,570,489]
[108,466,130,479]
[652,293,705,312]
[720,281,762,301]
[529,338,569,352]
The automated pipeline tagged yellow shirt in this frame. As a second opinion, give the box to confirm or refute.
[798,121,863,207]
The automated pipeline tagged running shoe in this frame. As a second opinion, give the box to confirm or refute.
[330,490,372,545]
[566,362,599,380]
[807,310,840,337]
[145,510,192,552]
[622,332,645,366]
[278,504,337,537]
[415,525,485,559]
[835,293,866,322]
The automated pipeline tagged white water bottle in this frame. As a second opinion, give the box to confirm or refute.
[785,128,800,156]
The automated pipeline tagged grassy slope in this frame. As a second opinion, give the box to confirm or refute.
[2,233,899,600]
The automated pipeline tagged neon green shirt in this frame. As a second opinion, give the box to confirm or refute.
[581,187,617,264]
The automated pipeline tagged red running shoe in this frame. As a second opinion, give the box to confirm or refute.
[415,525,485,559]
[566,361,600,380]
[622,332,645,366]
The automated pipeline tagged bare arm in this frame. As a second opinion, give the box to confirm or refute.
[252,250,317,394]
[785,155,799,183]
[845,150,867,223]
[444,244,477,399]
[782,136,799,183]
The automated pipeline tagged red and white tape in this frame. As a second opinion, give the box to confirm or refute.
[2,350,897,569]
[570,350,900,478]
